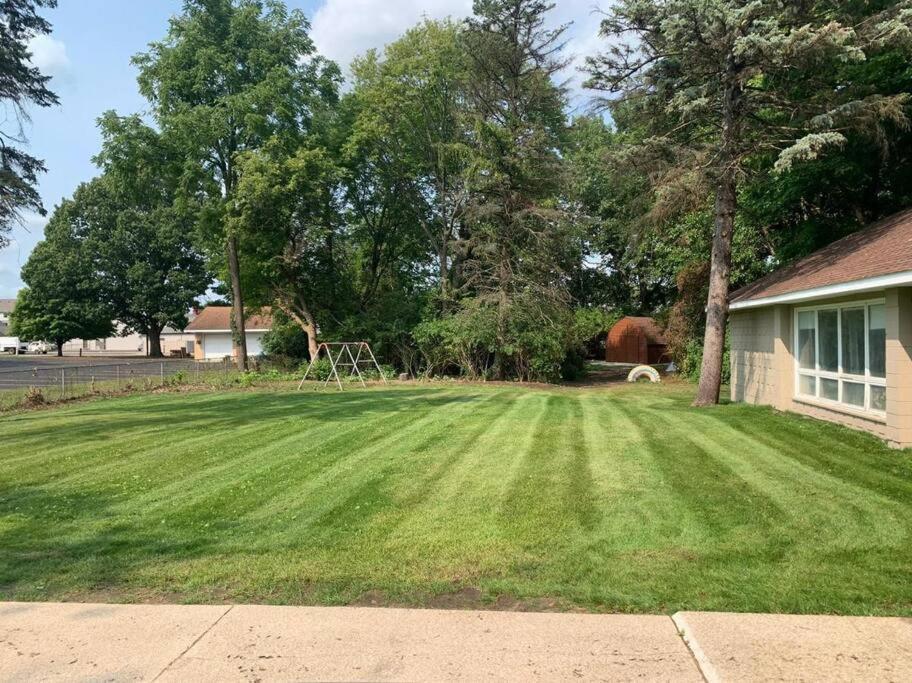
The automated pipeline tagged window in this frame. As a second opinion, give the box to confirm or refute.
[794,300,887,415]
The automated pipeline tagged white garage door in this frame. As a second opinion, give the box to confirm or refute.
[202,333,233,359]
[246,332,265,357]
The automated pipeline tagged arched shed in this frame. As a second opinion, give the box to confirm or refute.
[606,316,669,365]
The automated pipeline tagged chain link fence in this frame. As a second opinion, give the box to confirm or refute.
[0,358,238,409]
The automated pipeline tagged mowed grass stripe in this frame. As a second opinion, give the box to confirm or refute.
[2,383,912,615]
[132,388,476,523]
[243,388,512,538]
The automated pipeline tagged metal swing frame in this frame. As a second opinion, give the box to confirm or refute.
[297,342,388,391]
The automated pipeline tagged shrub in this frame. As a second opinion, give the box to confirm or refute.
[414,294,576,383]
[262,314,312,361]
[23,386,45,407]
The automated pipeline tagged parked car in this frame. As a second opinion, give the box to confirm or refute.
[27,340,53,355]
[0,337,28,354]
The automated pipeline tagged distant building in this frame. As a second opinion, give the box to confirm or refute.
[606,317,669,365]
[62,323,195,357]
[0,299,14,336]
[185,307,274,360]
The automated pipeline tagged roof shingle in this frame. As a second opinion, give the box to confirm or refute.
[184,306,274,332]
[731,209,912,304]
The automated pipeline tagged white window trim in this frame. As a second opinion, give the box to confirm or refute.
[793,298,887,418]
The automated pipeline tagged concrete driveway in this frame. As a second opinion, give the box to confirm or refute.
[2,602,910,682]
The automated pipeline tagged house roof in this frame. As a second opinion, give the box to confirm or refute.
[731,208,912,309]
[611,316,667,345]
[184,306,274,332]
[0,299,15,314]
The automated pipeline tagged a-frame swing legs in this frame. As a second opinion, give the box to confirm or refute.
[297,342,386,391]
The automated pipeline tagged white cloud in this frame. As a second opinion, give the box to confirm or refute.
[312,0,473,75]
[310,0,606,111]
[27,34,70,78]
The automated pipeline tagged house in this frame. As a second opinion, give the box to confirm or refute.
[184,306,273,360]
[606,316,669,364]
[0,299,14,336]
[730,208,912,448]
[62,323,196,356]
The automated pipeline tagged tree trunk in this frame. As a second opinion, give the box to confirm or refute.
[226,234,248,371]
[56,339,64,357]
[148,325,164,358]
[693,172,736,406]
[439,237,449,311]
[276,295,319,361]
[493,241,510,381]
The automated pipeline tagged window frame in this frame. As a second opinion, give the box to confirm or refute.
[793,298,887,417]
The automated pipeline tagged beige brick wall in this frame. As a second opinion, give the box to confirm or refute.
[730,308,778,405]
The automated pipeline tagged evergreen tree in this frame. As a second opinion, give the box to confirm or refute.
[587,0,912,404]
[460,0,575,380]
[0,0,59,247]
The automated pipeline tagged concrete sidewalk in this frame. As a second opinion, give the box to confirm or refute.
[1,602,910,682]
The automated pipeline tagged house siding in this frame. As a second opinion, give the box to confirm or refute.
[730,307,778,405]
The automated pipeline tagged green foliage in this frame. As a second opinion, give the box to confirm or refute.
[0,0,59,245]
[85,115,209,354]
[261,314,312,361]
[414,294,577,382]
[677,337,731,385]
[11,207,115,348]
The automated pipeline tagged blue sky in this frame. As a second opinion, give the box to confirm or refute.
[0,0,605,298]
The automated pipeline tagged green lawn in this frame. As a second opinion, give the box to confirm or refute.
[2,382,911,615]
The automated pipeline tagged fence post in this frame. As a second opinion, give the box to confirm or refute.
[61,368,65,400]
[160,361,165,386]
[116,364,120,391]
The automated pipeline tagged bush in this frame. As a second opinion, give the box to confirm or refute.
[262,315,312,360]
[414,294,576,383]
[296,356,395,383]
[23,386,45,407]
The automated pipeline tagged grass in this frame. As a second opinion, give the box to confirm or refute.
[2,381,911,615]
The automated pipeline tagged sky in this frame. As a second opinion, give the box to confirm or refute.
[0,0,608,299]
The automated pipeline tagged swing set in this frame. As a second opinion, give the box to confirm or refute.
[297,342,388,391]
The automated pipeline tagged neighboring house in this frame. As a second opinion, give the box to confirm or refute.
[0,299,14,336]
[606,316,669,365]
[62,323,195,356]
[730,208,912,448]
[184,306,273,360]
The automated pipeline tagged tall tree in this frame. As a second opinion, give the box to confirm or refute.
[133,0,339,370]
[11,203,114,355]
[234,143,340,360]
[0,0,58,247]
[587,0,912,405]
[347,20,472,308]
[461,0,574,379]
[87,114,210,358]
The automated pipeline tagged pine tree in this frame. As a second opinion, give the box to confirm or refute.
[462,0,573,379]
[0,0,59,247]
[587,0,912,405]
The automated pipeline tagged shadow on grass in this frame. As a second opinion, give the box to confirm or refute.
[1,388,490,445]
[0,482,227,601]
